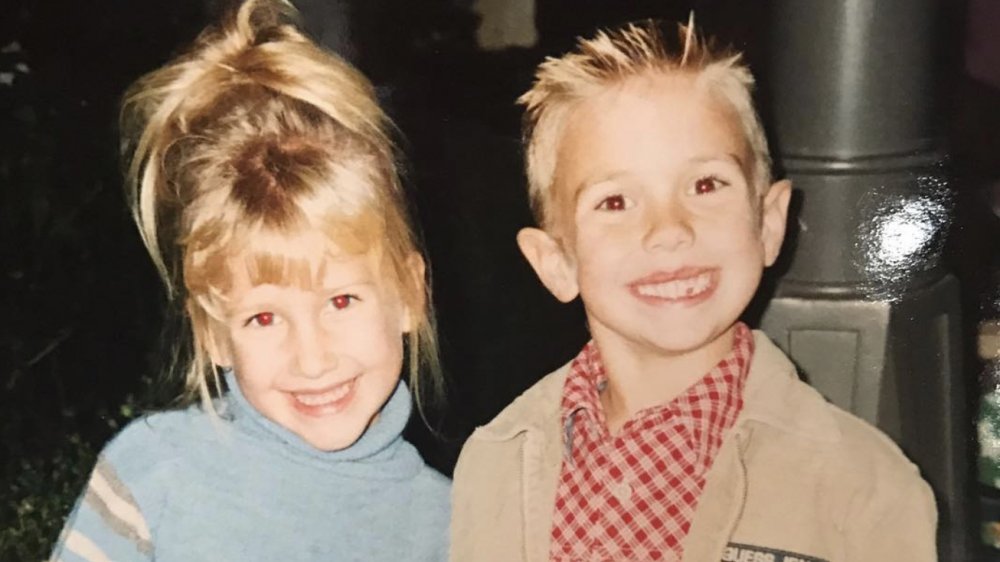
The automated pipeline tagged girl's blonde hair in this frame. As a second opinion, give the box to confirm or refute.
[519,19,773,229]
[121,0,441,415]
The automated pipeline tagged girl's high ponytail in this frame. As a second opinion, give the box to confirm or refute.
[121,0,388,296]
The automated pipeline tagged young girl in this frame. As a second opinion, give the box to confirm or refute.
[49,0,450,559]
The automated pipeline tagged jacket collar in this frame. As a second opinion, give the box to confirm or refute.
[737,331,841,442]
[476,330,841,444]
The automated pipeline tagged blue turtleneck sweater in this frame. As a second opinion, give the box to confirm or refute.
[50,375,450,561]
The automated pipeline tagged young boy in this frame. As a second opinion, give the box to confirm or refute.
[450,21,938,562]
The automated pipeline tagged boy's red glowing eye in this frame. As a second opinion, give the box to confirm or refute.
[252,312,274,326]
[694,177,718,194]
[600,195,627,210]
[331,295,353,310]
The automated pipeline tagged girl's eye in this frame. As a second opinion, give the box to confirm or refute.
[247,312,275,327]
[694,176,726,195]
[596,194,629,211]
[331,295,356,310]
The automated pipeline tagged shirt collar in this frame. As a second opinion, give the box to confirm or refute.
[473,329,841,446]
[560,323,755,456]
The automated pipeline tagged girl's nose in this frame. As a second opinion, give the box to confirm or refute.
[293,322,337,379]
[641,199,695,252]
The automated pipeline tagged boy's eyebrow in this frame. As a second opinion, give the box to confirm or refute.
[689,152,746,168]
[571,171,634,203]
[571,152,747,200]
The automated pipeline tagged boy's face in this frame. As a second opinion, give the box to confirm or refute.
[206,244,416,452]
[519,73,790,364]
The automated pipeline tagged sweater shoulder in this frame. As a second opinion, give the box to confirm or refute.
[412,463,452,520]
[101,406,212,472]
[49,407,210,561]
[417,463,452,492]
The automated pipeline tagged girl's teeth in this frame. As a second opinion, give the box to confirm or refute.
[294,381,352,406]
[637,273,711,299]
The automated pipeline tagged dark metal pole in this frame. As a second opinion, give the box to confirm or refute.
[761,1,972,560]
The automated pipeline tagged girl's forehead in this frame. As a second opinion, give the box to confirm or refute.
[244,227,357,256]
[225,245,382,290]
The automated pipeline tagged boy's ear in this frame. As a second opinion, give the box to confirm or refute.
[516,227,580,303]
[760,179,793,267]
[400,252,426,333]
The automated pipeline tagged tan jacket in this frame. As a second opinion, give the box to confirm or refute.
[451,332,938,562]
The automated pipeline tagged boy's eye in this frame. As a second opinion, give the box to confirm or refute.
[693,176,726,195]
[246,312,275,327]
[331,294,357,310]
[596,194,630,211]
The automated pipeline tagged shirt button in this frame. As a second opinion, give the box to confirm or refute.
[611,481,633,502]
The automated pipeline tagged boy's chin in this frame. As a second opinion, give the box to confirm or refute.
[596,318,739,361]
[648,325,736,356]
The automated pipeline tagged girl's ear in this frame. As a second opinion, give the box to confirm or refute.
[760,179,792,267]
[202,320,233,368]
[400,252,426,333]
[516,227,580,303]
[189,300,233,368]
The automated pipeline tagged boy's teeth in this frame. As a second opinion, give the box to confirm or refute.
[637,273,711,299]
[294,381,352,406]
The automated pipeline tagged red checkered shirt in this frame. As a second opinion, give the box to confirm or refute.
[549,323,754,561]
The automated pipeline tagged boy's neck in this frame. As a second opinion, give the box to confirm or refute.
[592,324,739,434]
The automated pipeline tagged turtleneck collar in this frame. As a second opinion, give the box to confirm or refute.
[220,370,421,475]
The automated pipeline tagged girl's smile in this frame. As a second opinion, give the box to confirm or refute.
[288,375,359,416]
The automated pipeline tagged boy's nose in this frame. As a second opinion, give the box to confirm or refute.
[642,201,695,251]
[293,322,337,379]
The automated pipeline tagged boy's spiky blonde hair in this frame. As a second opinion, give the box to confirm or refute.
[519,19,773,229]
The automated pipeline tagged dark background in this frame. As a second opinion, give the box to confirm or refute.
[2,0,997,558]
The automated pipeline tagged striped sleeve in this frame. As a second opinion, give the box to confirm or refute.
[50,456,154,562]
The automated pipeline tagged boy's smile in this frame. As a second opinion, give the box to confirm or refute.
[519,72,790,410]
[628,267,718,305]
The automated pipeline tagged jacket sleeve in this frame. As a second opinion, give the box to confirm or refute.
[451,435,502,562]
[845,475,938,562]
[451,432,535,562]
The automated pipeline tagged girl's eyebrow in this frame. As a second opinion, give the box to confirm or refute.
[226,279,375,311]
[319,280,376,294]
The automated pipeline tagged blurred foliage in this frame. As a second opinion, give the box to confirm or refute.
[0,1,203,559]
[0,392,152,560]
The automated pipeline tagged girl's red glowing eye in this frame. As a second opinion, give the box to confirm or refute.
[695,177,718,195]
[331,295,353,310]
[600,195,627,211]
[251,312,274,327]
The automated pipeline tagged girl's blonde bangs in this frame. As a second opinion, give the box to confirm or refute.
[183,204,389,308]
